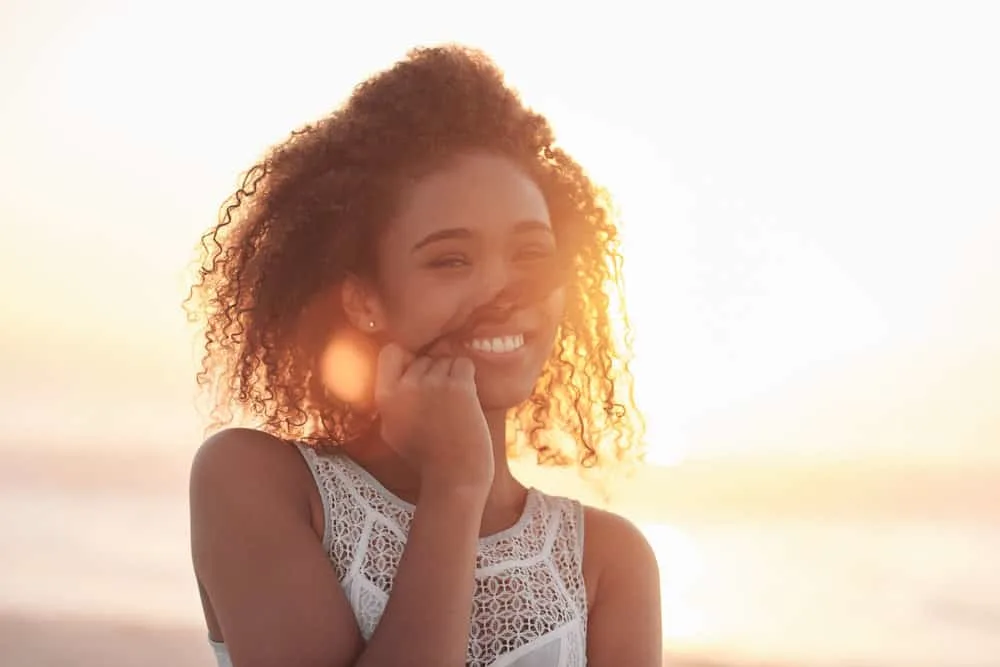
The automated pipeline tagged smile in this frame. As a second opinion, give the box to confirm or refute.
[465,333,525,354]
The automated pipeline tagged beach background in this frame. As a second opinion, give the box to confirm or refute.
[1,1,998,665]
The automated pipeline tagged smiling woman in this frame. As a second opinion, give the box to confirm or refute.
[184,44,660,667]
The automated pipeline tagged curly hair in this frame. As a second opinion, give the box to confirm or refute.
[185,44,644,469]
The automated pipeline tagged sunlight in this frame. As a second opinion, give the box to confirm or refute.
[4,4,1000,667]
[534,93,895,465]
[537,100,698,466]
[641,522,707,645]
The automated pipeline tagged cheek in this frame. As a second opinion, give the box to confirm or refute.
[380,276,465,347]
[545,288,567,326]
[534,288,567,353]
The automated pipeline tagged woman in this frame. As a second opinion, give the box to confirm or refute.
[187,44,662,667]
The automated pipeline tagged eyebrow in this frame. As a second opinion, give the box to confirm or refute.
[411,220,553,253]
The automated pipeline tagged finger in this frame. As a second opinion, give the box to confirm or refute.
[401,355,433,380]
[449,356,476,382]
[425,356,455,379]
[374,343,410,399]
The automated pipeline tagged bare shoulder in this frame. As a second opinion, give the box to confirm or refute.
[189,427,322,559]
[189,429,363,665]
[190,427,314,503]
[582,505,658,576]
[191,427,308,478]
[582,505,662,666]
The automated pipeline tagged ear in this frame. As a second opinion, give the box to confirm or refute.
[341,274,386,334]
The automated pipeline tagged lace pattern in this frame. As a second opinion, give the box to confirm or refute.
[299,445,588,667]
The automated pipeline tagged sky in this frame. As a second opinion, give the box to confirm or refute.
[1,0,997,466]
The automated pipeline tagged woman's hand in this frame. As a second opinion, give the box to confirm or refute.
[373,343,494,494]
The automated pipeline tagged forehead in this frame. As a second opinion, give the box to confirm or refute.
[385,153,551,245]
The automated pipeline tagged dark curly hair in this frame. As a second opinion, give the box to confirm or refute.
[185,44,644,469]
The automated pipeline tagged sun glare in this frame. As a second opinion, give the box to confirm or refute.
[320,334,375,407]
[538,101,697,466]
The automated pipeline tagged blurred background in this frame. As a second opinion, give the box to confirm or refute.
[1,1,998,665]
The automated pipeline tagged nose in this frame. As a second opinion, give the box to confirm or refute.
[475,256,515,310]
[470,253,566,321]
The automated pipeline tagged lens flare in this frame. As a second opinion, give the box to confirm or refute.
[319,334,374,406]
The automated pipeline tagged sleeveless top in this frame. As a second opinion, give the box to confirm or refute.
[210,444,589,667]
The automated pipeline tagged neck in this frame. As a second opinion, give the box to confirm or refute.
[483,408,521,505]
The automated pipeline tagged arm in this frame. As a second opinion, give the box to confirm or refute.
[584,508,663,667]
[191,428,486,667]
[190,429,363,667]
[354,484,486,667]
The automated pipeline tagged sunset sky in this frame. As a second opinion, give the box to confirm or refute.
[1,0,997,467]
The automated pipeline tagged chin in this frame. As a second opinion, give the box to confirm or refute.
[475,382,537,412]
[465,341,552,411]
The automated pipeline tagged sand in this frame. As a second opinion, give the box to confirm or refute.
[0,611,214,667]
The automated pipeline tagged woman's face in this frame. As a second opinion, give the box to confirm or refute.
[374,152,565,410]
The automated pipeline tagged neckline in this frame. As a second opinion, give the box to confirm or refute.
[336,452,539,546]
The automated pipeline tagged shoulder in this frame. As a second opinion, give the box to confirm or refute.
[189,430,364,665]
[190,428,317,516]
[581,506,662,664]
[189,428,328,574]
[534,492,657,573]
[192,427,310,480]
[582,505,659,594]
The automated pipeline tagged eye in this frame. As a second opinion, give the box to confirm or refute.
[515,245,556,262]
[427,254,471,269]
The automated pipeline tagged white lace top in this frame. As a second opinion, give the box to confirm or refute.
[210,444,588,667]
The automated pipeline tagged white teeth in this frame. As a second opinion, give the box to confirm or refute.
[467,333,525,353]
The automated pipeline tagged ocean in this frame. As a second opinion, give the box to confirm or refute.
[645,520,1000,666]
[1,483,998,666]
